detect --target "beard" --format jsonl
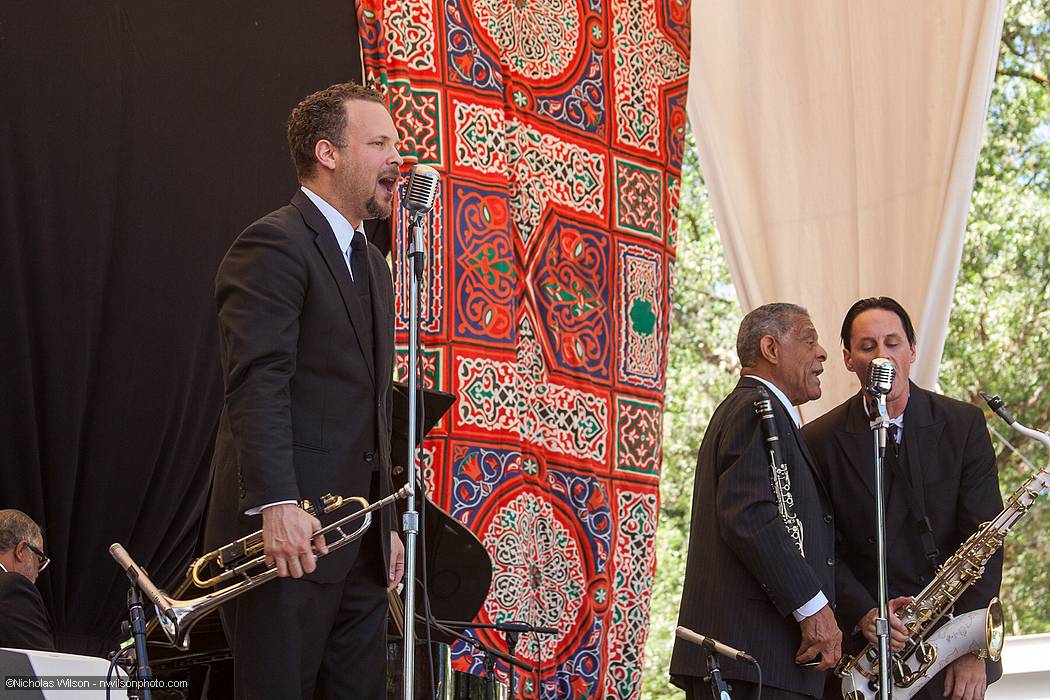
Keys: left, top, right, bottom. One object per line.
{"left": 365, "top": 194, "right": 391, "bottom": 220}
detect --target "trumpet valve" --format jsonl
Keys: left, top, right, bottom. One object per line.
{"left": 217, "top": 539, "right": 251, "bottom": 568}
{"left": 321, "top": 494, "right": 344, "bottom": 512}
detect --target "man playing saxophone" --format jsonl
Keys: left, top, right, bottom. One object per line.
{"left": 803, "top": 297, "right": 1004, "bottom": 700}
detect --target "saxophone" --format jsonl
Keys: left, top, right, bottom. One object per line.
{"left": 838, "top": 393, "right": 1050, "bottom": 700}
{"left": 754, "top": 387, "right": 805, "bottom": 556}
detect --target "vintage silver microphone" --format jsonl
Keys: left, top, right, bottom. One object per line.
{"left": 402, "top": 164, "right": 440, "bottom": 218}
{"left": 867, "top": 357, "right": 896, "bottom": 398}
{"left": 399, "top": 162, "right": 440, "bottom": 700}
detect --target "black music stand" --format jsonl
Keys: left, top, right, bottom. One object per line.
{"left": 390, "top": 381, "right": 456, "bottom": 476}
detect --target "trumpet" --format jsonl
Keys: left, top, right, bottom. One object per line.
{"left": 111, "top": 485, "right": 410, "bottom": 650}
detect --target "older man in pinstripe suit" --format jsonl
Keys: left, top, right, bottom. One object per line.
{"left": 671, "top": 303, "right": 842, "bottom": 700}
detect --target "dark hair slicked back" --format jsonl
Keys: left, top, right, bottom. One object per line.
{"left": 840, "top": 296, "right": 916, "bottom": 348}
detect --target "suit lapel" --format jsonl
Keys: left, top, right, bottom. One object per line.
{"left": 789, "top": 417, "right": 829, "bottom": 499}
{"left": 833, "top": 393, "right": 878, "bottom": 500}
{"left": 738, "top": 377, "right": 828, "bottom": 497}
{"left": 900, "top": 385, "right": 943, "bottom": 521}
{"left": 366, "top": 246, "right": 392, "bottom": 391}
{"left": 292, "top": 190, "right": 376, "bottom": 386}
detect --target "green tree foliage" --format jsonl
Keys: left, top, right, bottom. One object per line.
{"left": 644, "top": 0, "right": 1049, "bottom": 693}
{"left": 940, "top": 0, "right": 1050, "bottom": 638}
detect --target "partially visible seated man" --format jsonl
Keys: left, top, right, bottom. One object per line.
{"left": 0, "top": 509, "right": 55, "bottom": 651}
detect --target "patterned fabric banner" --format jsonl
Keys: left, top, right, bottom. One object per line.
{"left": 357, "top": 1, "right": 690, "bottom": 697}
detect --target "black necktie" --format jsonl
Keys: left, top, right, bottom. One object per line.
{"left": 349, "top": 233, "right": 374, "bottom": 346}
{"left": 350, "top": 233, "right": 370, "bottom": 288}
{"left": 887, "top": 423, "right": 900, "bottom": 458}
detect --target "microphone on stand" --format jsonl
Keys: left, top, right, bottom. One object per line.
{"left": 864, "top": 357, "right": 897, "bottom": 700}
{"left": 866, "top": 357, "right": 896, "bottom": 398}
{"left": 676, "top": 626, "right": 756, "bottom": 664}
{"left": 402, "top": 164, "right": 440, "bottom": 217}
{"left": 398, "top": 162, "right": 440, "bottom": 700}
{"left": 866, "top": 358, "right": 896, "bottom": 452}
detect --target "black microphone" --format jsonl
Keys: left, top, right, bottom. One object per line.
{"left": 676, "top": 626, "right": 756, "bottom": 663}
{"left": 402, "top": 164, "right": 439, "bottom": 215}
{"left": 866, "top": 357, "right": 896, "bottom": 397}
{"left": 980, "top": 391, "right": 1016, "bottom": 425}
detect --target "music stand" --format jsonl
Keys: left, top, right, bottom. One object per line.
{"left": 390, "top": 381, "right": 455, "bottom": 480}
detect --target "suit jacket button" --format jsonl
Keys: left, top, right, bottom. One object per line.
{"left": 823, "top": 513, "right": 833, "bottom": 524}
{"left": 364, "top": 451, "right": 376, "bottom": 462}
{"left": 868, "top": 536, "right": 876, "bottom": 545}
{"left": 826, "top": 557, "right": 835, "bottom": 567}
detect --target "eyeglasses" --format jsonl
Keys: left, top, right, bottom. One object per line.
{"left": 24, "top": 541, "right": 50, "bottom": 572}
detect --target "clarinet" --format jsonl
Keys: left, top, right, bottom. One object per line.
{"left": 754, "top": 387, "right": 805, "bottom": 556}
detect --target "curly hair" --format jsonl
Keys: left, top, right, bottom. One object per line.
{"left": 736, "top": 303, "right": 809, "bottom": 368}
{"left": 286, "top": 82, "right": 387, "bottom": 181}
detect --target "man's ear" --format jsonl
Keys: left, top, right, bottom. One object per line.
{"left": 313, "top": 139, "right": 339, "bottom": 172}
{"left": 758, "top": 335, "right": 778, "bottom": 365}
{"left": 843, "top": 347, "right": 855, "bottom": 373}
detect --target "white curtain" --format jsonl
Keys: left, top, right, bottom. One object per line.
{"left": 687, "top": 0, "right": 1006, "bottom": 419}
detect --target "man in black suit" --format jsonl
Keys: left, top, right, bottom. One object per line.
{"left": 671, "top": 303, "right": 842, "bottom": 700}
{"left": 0, "top": 509, "right": 55, "bottom": 651}
{"left": 203, "top": 82, "right": 405, "bottom": 699}
{"left": 802, "top": 297, "right": 1003, "bottom": 700}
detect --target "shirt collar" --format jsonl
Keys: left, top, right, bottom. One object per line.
{"left": 300, "top": 186, "right": 364, "bottom": 254}
{"left": 744, "top": 374, "right": 801, "bottom": 428}
{"left": 0, "top": 562, "right": 7, "bottom": 573}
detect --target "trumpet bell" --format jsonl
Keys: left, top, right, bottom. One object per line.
{"left": 115, "top": 486, "right": 410, "bottom": 652}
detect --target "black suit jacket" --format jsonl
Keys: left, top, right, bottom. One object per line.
{"left": 802, "top": 382, "right": 1004, "bottom": 691}
{"left": 0, "top": 571, "right": 55, "bottom": 651}
{"left": 204, "top": 190, "right": 396, "bottom": 585}
{"left": 671, "top": 377, "right": 836, "bottom": 697}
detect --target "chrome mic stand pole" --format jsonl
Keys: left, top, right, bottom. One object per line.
{"left": 402, "top": 211, "right": 425, "bottom": 700}
{"left": 871, "top": 391, "right": 892, "bottom": 700}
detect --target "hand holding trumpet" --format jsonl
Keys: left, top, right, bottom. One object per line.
{"left": 262, "top": 504, "right": 329, "bottom": 578}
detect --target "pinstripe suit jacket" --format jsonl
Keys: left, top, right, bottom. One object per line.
{"left": 671, "top": 377, "right": 836, "bottom": 698}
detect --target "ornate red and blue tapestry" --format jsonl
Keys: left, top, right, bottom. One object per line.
{"left": 357, "top": 0, "right": 690, "bottom": 696}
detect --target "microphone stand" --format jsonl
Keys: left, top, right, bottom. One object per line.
{"left": 705, "top": 650, "right": 732, "bottom": 700}
{"left": 402, "top": 209, "right": 426, "bottom": 700}
{"left": 438, "top": 620, "right": 557, "bottom": 700}
{"left": 431, "top": 619, "right": 535, "bottom": 699}
{"left": 122, "top": 587, "right": 153, "bottom": 700}
{"left": 869, "top": 392, "right": 892, "bottom": 700}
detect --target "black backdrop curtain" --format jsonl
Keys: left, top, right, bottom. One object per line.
{"left": 0, "top": 1, "right": 367, "bottom": 654}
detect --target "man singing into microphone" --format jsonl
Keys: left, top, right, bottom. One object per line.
{"left": 802, "top": 297, "right": 1003, "bottom": 700}
{"left": 203, "top": 82, "right": 405, "bottom": 699}
{"left": 671, "top": 303, "right": 842, "bottom": 700}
